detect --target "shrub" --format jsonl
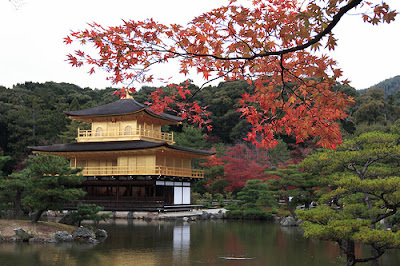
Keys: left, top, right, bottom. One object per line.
{"left": 225, "top": 208, "right": 273, "bottom": 220}
{"left": 69, "top": 203, "right": 110, "bottom": 226}
{"left": 225, "top": 210, "right": 244, "bottom": 219}
{"left": 243, "top": 209, "right": 273, "bottom": 220}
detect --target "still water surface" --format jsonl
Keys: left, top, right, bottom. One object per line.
{"left": 0, "top": 219, "right": 399, "bottom": 266}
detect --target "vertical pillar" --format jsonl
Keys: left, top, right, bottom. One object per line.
{"left": 164, "top": 156, "right": 167, "bottom": 175}
{"left": 117, "top": 184, "right": 119, "bottom": 203}
{"left": 153, "top": 181, "right": 156, "bottom": 201}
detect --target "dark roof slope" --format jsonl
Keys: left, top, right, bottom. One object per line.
{"left": 29, "top": 140, "right": 215, "bottom": 156}
{"left": 64, "top": 98, "right": 182, "bottom": 122}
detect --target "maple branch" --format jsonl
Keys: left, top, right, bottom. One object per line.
{"left": 176, "top": 0, "right": 363, "bottom": 61}
{"left": 279, "top": 56, "right": 311, "bottom": 106}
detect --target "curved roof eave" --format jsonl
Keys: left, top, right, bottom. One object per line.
{"left": 64, "top": 98, "right": 182, "bottom": 123}
{"left": 29, "top": 140, "right": 216, "bottom": 156}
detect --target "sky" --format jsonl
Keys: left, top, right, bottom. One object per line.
{"left": 0, "top": 0, "right": 399, "bottom": 91}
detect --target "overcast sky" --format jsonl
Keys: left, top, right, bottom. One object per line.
{"left": 1, "top": 0, "right": 399, "bottom": 91}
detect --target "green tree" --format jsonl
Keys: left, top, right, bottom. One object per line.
{"left": 194, "top": 80, "right": 252, "bottom": 143}
{"left": 58, "top": 120, "right": 89, "bottom": 144}
{"left": 0, "top": 156, "right": 9, "bottom": 177}
{"left": 265, "top": 165, "right": 320, "bottom": 219}
{"left": 22, "top": 155, "right": 85, "bottom": 223}
{"left": 237, "top": 179, "right": 275, "bottom": 209}
{"left": 174, "top": 125, "right": 209, "bottom": 150}
{"left": 0, "top": 82, "right": 119, "bottom": 174}
{"left": 69, "top": 203, "right": 110, "bottom": 226}
{"left": 0, "top": 170, "right": 28, "bottom": 219}
{"left": 298, "top": 132, "right": 400, "bottom": 266}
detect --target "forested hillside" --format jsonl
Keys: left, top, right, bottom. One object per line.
{"left": 1, "top": 79, "right": 400, "bottom": 177}
{"left": 0, "top": 82, "right": 118, "bottom": 173}
{"left": 359, "top": 75, "right": 400, "bottom": 96}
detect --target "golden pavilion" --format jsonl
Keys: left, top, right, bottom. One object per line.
{"left": 30, "top": 95, "right": 215, "bottom": 211}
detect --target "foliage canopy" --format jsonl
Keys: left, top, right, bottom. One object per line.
{"left": 66, "top": 0, "right": 396, "bottom": 149}
{"left": 298, "top": 132, "right": 400, "bottom": 265}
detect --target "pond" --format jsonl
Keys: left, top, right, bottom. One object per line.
{"left": 0, "top": 219, "right": 399, "bottom": 265}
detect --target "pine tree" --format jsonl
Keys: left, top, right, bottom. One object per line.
{"left": 22, "top": 155, "right": 85, "bottom": 223}
{"left": 298, "top": 132, "right": 400, "bottom": 266}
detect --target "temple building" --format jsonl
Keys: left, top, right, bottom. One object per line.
{"left": 29, "top": 95, "right": 215, "bottom": 211}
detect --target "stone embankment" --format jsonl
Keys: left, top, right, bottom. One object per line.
{"left": 0, "top": 226, "right": 107, "bottom": 244}
{"left": 104, "top": 209, "right": 228, "bottom": 222}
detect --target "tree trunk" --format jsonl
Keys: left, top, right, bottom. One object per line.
{"left": 364, "top": 192, "right": 380, "bottom": 266}
{"left": 284, "top": 195, "right": 296, "bottom": 219}
{"left": 31, "top": 209, "right": 45, "bottom": 224}
{"left": 343, "top": 240, "right": 356, "bottom": 266}
{"left": 371, "top": 246, "right": 380, "bottom": 266}
{"left": 13, "top": 188, "right": 23, "bottom": 219}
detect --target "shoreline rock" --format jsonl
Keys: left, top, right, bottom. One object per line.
{"left": 2, "top": 227, "right": 107, "bottom": 245}
{"left": 280, "top": 216, "right": 298, "bottom": 227}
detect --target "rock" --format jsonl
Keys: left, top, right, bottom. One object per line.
{"left": 58, "top": 213, "right": 76, "bottom": 226}
{"left": 210, "top": 214, "right": 218, "bottom": 220}
{"left": 87, "top": 238, "right": 100, "bottom": 244}
{"left": 280, "top": 216, "right": 298, "bottom": 227}
{"left": 71, "top": 227, "right": 102, "bottom": 244}
{"left": 29, "top": 238, "right": 50, "bottom": 243}
{"left": 54, "top": 231, "right": 73, "bottom": 242}
{"left": 201, "top": 211, "right": 210, "bottom": 220}
{"left": 182, "top": 217, "right": 190, "bottom": 222}
{"left": 272, "top": 215, "right": 281, "bottom": 222}
{"left": 95, "top": 229, "right": 108, "bottom": 239}
{"left": 144, "top": 212, "right": 158, "bottom": 222}
{"left": 215, "top": 212, "right": 224, "bottom": 219}
{"left": 71, "top": 227, "right": 94, "bottom": 239}
{"left": 13, "top": 227, "right": 32, "bottom": 241}
{"left": 45, "top": 211, "right": 56, "bottom": 217}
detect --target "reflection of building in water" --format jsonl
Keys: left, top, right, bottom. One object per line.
{"left": 173, "top": 224, "right": 191, "bottom": 265}
{"left": 29, "top": 96, "right": 215, "bottom": 211}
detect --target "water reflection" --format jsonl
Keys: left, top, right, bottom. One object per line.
{"left": 0, "top": 220, "right": 399, "bottom": 266}
{"left": 173, "top": 224, "right": 190, "bottom": 265}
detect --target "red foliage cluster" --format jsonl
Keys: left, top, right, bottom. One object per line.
{"left": 65, "top": 0, "right": 396, "bottom": 149}
{"left": 222, "top": 143, "right": 272, "bottom": 191}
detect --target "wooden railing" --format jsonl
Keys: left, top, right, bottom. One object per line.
{"left": 74, "top": 165, "right": 204, "bottom": 178}
{"left": 77, "top": 128, "right": 173, "bottom": 143}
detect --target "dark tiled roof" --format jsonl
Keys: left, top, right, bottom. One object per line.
{"left": 64, "top": 98, "right": 182, "bottom": 122}
{"left": 29, "top": 140, "right": 215, "bottom": 156}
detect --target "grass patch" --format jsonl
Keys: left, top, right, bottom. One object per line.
{"left": 0, "top": 219, "right": 76, "bottom": 238}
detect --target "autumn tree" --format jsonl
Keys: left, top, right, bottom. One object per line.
{"left": 66, "top": 0, "right": 396, "bottom": 150}
{"left": 199, "top": 145, "right": 226, "bottom": 194}
{"left": 222, "top": 142, "right": 272, "bottom": 191}
{"left": 297, "top": 132, "right": 400, "bottom": 266}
